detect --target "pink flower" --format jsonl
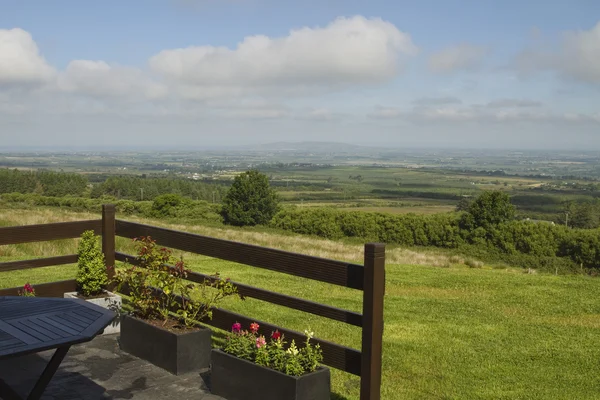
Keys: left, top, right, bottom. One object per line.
{"left": 256, "top": 336, "right": 266, "bottom": 348}
{"left": 250, "top": 322, "right": 259, "bottom": 334}
{"left": 271, "top": 330, "right": 281, "bottom": 340}
{"left": 232, "top": 322, "right": 242, "bottom": 333}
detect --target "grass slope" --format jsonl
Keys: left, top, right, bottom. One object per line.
{"left": 1, "top": 208, "right": 599, "bottom": 399}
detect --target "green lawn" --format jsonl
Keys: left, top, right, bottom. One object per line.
{"left": 2, "top": 254, "right": 599, "bottom": 399}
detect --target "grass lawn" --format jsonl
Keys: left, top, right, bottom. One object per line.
{"left": 1, "top": 208, "right": 599, "bottom": 399}
{"left": 2, "top": 256, "right": 599, "bottom": 399}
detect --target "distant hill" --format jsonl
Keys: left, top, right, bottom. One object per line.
{"left": 250, "top": 141, "right": 383, "bottom": 153}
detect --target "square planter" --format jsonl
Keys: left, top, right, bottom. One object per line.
{"left": 211, "top": 349, "right": 330, "bottom": 400}
{"left": 119, "top": 314, "right": 212, "bottom": 375}
{"left": 64, "top": 290, "right": 122, "bottom": 335}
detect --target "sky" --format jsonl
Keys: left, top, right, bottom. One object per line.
{"left": 1, "top": 0, "right": 599, "bottom": 150}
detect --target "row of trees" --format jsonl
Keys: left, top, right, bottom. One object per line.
{"left": 90, "top": 176, "right": 228, "bottom": 202}
{"left": 0, "top": 169, "right": 87, "bottom": 197}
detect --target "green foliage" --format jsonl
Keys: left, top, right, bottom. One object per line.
{"left": 91, "top": 175, "right": 227, "bottom": 202}
{"left": 462, "top": 191, "right": 515, "bottom": 230}
{"left": 76, "top": 230, "right": 108, "bottom": 297}
{"left": 271, "top": 206, "right": 600, "bottom": 270}
{"left": 221, "top": 170, "right": 280, "bottom": 226}
{"left": 223, "top": 322, "right": 323, "bottom": 376}
{"left": 564, "top": 200, "right": 600, "bottom": 229}
{"left": 112, "top": 236, "right": 238, "bottom": 327}
{"left": 0, "top": 193, "right": 222, "bottom": 223}
{"left": 151, "top": 193, "right": 183, "bottom": 217}
{"left": 0, "top": 169, "right": 87, "bottom": 197}
{"left": 455, "top": 197, "right": 473, "bottom": 212}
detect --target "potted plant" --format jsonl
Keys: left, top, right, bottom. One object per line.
{"left": 113, "top": 236, "right": 238, "bottom": 375}
{"left": 64, "top": 230, "right": 122, "bottom": 334}
{"left": 211, "top": 322, "right": 330, "bottom": 400}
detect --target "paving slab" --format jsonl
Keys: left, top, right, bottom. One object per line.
{"left": 0, "top": 334, "right": 226, "bottom": 400}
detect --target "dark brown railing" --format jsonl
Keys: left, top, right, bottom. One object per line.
{"left": 0, "top": 204, "right": 385, "bottom": 399}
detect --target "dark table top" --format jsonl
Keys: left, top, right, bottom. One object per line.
{"left": 0, "top": 296, "right": 116, "bottom": 359}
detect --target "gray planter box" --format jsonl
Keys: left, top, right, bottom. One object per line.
{"left": 119, "top": 314, "right": 212, "bottom": 375}
{"left": 63, "top": 290, "right": 122, "bottom": 334}
{"left": 211, "top": 349, "right": 331, "bottom": 400}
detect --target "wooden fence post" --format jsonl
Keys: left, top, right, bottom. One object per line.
{"left": 361, "top": 243, "right": 385, "bottom": 400}
{"left": 101, "top": 204, "right": 116, "bottom": 280}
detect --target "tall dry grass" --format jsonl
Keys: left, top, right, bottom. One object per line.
{"left": 0, "top": 207, "right": 466, "bottom": 266}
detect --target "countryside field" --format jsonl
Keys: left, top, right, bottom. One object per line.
{"left": 1, "top": 208, "right": 599, "bottom": 399}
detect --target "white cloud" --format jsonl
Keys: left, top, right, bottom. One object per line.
{"left": 412, "top": 96, "right": 462, "bottom": 106}
{"left": 57, "top": 60, "right": 167, "bottom": 100}
{"left": 428, "top": 44, "right": 487, "bottom": 73}
{"left": 149, "top": 16, "right": 417, "bottom": 94}
{"left": 561, "top": 21, "right": 600, "bottom": 83}
{"left": 513, "top": 21, "right": 600, "bottom": 84}
{"left": 485, "top": 99, "right": 542, "bottom": 108}
{"left": 0, "top": 28, "right": 55, "bottom": 85}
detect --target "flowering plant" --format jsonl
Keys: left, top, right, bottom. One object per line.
{"left": 18, "top": 283, "right": 36, "bottom": 297}
{"left": 223, "top": 322, "right": 323, "bottom": 376}
{"left": 113, "top": 236, "right": 238, "bottom": 328}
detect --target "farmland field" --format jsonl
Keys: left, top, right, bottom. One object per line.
{"left": 1, "top": 208, "right": 599, "bottom": 399}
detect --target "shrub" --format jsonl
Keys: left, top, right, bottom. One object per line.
{"left": 221, "top": 170, "right": 279, "bottom": 226}
{"left": 465, "top": 259, "right": 484, "bottom": 269}
{"left": 113, "top": 236, "right": 238, "bottom": 328}
{"left": 76, "top": 230, "right": 108, "bottom": 297}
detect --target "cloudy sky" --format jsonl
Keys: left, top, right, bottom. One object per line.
{"left": 1, "top": 0, "right": 599, "bottom": 149}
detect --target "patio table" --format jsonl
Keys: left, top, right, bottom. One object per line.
{"left": 0, "top": 296, "right": 116, "bottom": 400}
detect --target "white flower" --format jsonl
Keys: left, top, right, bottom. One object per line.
{"left": 304, "top": 329, "right": 314, "bottom": 339}
{"left": 286, "top": 340, "right": 299, "bottom": 356}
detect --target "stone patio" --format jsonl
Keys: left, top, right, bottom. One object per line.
{"left": 0, "top": 334, "right": 225, "bottom": 400}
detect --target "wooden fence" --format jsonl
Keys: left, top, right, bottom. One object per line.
{"left": 0, "top": 204, "right": 385, "bottom": 399}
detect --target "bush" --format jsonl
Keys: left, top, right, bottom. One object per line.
{"left": 221, "top": 170, "right": 280, "bottom": 226}
{"left": 76, "top": 230, "right": 108, "bottom": 297}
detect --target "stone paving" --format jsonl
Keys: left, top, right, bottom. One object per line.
{"left": 0, "top": 334, "right": 225, "bottom": 400}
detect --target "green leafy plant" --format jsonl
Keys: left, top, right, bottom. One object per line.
{"left": 113, "top": 236, "right": 238, "bottom": 328}
{"left": 223, "top": 322, "right": 323, "bottom": 376}
{"left": 221, "top": 169, "right": 280, "bottom": 226}
{"left": 76, "top": 230, "right": 108, "bottom": 297}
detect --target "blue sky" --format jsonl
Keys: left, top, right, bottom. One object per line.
{"left": 1, "top": 0, "right": 599, "bottom": 149}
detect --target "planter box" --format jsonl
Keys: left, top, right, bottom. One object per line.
{"left": 119, "top": 314, "right": 212, "bottom": 375}
{"left": 211, "top": 349, "right": 330, "bottom": 400}
{"left": 64, "top": 290, "right": 122, "bottom": 334}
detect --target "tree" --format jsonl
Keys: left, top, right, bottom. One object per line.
{"left": 463, "top": 190, "right": 515, "bottom": 229}
{"left": 564, "top": 200, "right": 600, "bottom": 229}
{"left": 455, "top": 197, "right": 473, "bottom": 212}
{"left": 221, "top": 170, "right": 279, "bottom": 226}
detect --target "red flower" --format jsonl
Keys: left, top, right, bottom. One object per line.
{"left": 250, "top": 322, "right": 259, "bottom": 334}
{"left": 23, "top": 283, "right": 34, "bottom": 293}
{"left": 232, "top": 322, "right": 241, "bottom": 333}
{"left": 271, "top": 330, "right": 281, "bottom": 340}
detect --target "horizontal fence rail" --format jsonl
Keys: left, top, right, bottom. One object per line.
{"left": 118, "top": 282, "right": 363, "bottom": 375}
{"left": 0, "top": 254, "right": 78, "bottom": 273}
{"left": 0, "top": 206, "right": 385, "bottom": 399}
{"left": 116, "top": 251, "right": 363, "bottom": 327}
{"left": 0, "top": 280, "right": 76, "bottom": 297}
{"left": 0, "top": 219, "right": 101, "bottom": 246}
{"left": 115, "top": 220, "right": 365, "bottom": 290}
